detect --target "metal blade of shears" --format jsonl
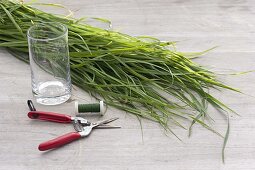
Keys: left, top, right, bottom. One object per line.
{"left": 91, "top": 117, "right": 119, "bottom": 128}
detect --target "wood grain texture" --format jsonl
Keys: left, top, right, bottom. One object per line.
{"left": 0, "top": 0, "right": 255, "bottom": 169}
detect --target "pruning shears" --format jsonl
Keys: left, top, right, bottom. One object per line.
{"left": 27, "top": 100, "right": 120, "bottom": 151}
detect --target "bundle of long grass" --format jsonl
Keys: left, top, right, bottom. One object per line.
{"left": 0, "top": 0, "right": 238, "bottom": 160}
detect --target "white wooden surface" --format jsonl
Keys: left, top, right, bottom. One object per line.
{"left": 0, "top": 0, "right": 255, "bottom": 169}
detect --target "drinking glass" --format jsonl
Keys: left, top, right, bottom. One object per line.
{"left": 27, "top": 22, "right": 71, "bottom": 105}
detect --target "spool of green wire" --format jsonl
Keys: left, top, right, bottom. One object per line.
{"left": 75, "top": 101, "right": 105, "bottom": 116}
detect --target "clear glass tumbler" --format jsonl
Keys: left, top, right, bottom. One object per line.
{"left": 27, "top": 22, "right": 71, "bottom": 105}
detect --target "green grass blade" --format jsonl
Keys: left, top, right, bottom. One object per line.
{"left": 222, "top": 114, "right": 230, "bottom": 163}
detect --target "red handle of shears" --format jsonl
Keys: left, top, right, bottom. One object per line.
{"left": 28, "top": 111, "right": 72, "bottom": 123}
{"left": 38, "top": 132, "right": 81, "bottom": 151}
